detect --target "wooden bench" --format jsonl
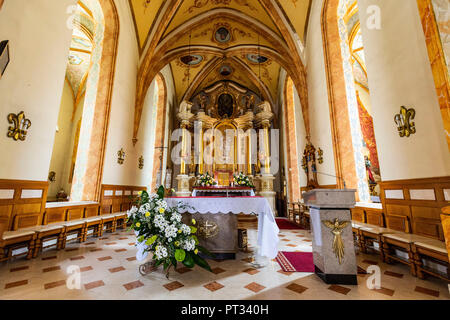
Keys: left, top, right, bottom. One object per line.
{"left": 412, "top": 238, "right": 449, "bottom": 281}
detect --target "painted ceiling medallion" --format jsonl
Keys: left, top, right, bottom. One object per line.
{"left": 219, "top": 65, "right": 233, "bottom": 76}
{"left": 246, "top": 54, "right": 269, "bottom": 64}
{"left": 215, "top": 27, "right": 231, "bottom": 43}
{"left": 180, "top": 54, "right": 203, "bottom": 66}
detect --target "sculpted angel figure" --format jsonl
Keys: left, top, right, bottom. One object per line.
{"left": 199, "top": 94, "right": 208, "bottom": 112}
{"left": 244, "top": 94, "right": 255, "bottom": 111}
{"left": 322, "top": 218, "right": 350, "bottom": 265}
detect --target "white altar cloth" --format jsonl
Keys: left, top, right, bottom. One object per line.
{"left": 165, "top": 196, "right": 279, "bottom": 259}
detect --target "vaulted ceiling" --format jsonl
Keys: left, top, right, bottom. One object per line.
{"left": 129, "top": 0, "right": 313, "bottom": 141}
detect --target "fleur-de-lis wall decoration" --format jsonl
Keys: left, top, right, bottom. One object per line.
{"left": 117, "top": 148, "right": 125, "bottom": 165}
{"left": 7, "top": 111, "right": 31, "bottom": 141}
{"left": 138, "top": 156, "right": 144, "bottom": 170}
{"left": 317, "top": 148, "right": 324, "bottom": 164}
{"left": 394, "top": 106, "right": 416, "bottom": 137}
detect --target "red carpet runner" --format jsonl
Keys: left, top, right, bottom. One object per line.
{"left": 275, "top": 218, "right": 303, "bottom": 230}
{"left": 275, "top": 251, "right": 315, "bottom": 272}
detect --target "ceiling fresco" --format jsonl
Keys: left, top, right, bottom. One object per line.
{"left": 130, "top": 0, "right": 313, "bottom": 141}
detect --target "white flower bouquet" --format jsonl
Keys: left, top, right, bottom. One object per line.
{"left": 233, "top": 172, "right": 254, "bottom": 188}
{"left": 127, "top": 186, "right": 212, "bottom": 275}
{"left": 196, "top": 172, "right": 217, "bottom": 187}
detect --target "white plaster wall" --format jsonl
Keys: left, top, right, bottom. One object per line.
{"left": 358, "top": 0, "right": 450, "bottom": 180}
{"left": 134, "top": 80, "right": 158, "bottom": 191}
{"left": 0, "top": 0, "right": 77, "bottom": 181}
{"left": 305, "top": 0, "right": 337, "bottom": 185}
{"left": 98, "top": 0, "right": 141, "bottom": 186}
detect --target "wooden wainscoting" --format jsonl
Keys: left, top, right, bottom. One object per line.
{"left": 351, "top": 206, "right": 384, "bottom": 226}
{"left": 43, "top": 202, "right": 101, "bottom": 224}
{"left": 100, "top": 185, "right": 147, "bottom": 214}
{"left": 0, "top": 180, "right": 48, "bottom": 231}
{"left": 380, "top": 177, "right": 450, "bottom": 241}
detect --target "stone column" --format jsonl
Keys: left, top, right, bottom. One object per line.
{"left": 255, "top": 102, "right": 276, "bottom": 215}
{"left": 176, "top": 101, "right": 194, "bottom": 197}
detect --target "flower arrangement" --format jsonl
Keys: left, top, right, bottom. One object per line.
{"left": 233, "top": 172, "right": 254, "bottom": 188}
{"left": 127, "top": 186, "right": 212, "bottom": 275}
{"left": 196, "top": 172, "right": 217, "bottom": 186}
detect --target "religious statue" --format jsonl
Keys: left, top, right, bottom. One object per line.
{"left": 199, "top": 94, "right": 208, "bottom": 112}
{"left": 260, "top": 101, "right": 271, "bottom": 113}
{"left": 365, "top": 155, "right": 376, "bottom": 184}
{"left": 301, "top": 141, "right": 319, "bottom": 188}
{"left": 244, "top": 94, "right": 255, "bottom": 111}
{"left": 322, "top": 218, "right": 350, "bottom": 265}
{"left": 179, "top": 100, "right": 192, "bottom": 114}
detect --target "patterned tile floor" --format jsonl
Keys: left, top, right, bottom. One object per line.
{"left": 0, "top": 226, "right": 449, "bottom": 300}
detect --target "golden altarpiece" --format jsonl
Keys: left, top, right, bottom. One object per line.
{"left": 173, "top": 81, "right": 277, "bottom": 214}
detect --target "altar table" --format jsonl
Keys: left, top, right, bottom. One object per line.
{"left": 165, "top": 196, "right": 279, "bottom": 259}
{"left": 192, "top": 186, "right": 255, "bottom": 197}
{"left": 135, "top": 196, "right": 279, "bottom": 261}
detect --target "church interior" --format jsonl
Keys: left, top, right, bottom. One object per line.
{"left": 0, "top": 0, "right": 449, "bottom": 301}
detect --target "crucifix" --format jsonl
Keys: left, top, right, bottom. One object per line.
{"left": 154, "top": 146, "right": 168, "bottom": 187}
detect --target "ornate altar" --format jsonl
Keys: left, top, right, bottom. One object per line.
{"left": 192, "top": 186, "right": 255, "bottom": 197}
{"left": 174, "top": 81, "right": 277, "bottom": 215}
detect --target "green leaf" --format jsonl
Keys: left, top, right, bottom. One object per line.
{"left": 191, "top": 235, "right": 199, "bottom": 245}
{"left": 175, "top": 249, "right": 186, "bottom": 262}
{"left": 157, "top": 185, "right": 165, "bottom": 199}
{"left": 192, "top": 253, "right": 212, "bottom": 272}
{"left": 197, "top": 246, "right": 214, "bottom": 258}
{"left": 171, "top": 257, "right": 178, "bottom": 268}
{"left": 137, "top": 236, "right": 145, "bottom": 243}
{"left": 190, "top": 226, "right": 197, "bottom": 234}
{"left": 182, "top": 252, "right": 195, "bottom": 268}
{"left": 145, "top": 235, "right": 158, "bottom": 246}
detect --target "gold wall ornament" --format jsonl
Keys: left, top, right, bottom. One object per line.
{"left": 48, "top": 171, "right": 56, "bottom": 182}
{"left": 117, "top": 148, "right": 125, "bottom": 165}
{"left": 322, "top": 218, "right": 350, "bottom": 265}
{"left": 394, "top": 106, "right": 416, "bottom": 137}
{"left": 138, "top": 156, "right": 144, "bottom": 169}
{"left": 7, "top": 111, "right": 31, "bottom": 141}
{"left": 317, "top": 148, "right": 324, "bottom": 164}
{"left": 197, "top": 219, "right": 219, "bottom": 239}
